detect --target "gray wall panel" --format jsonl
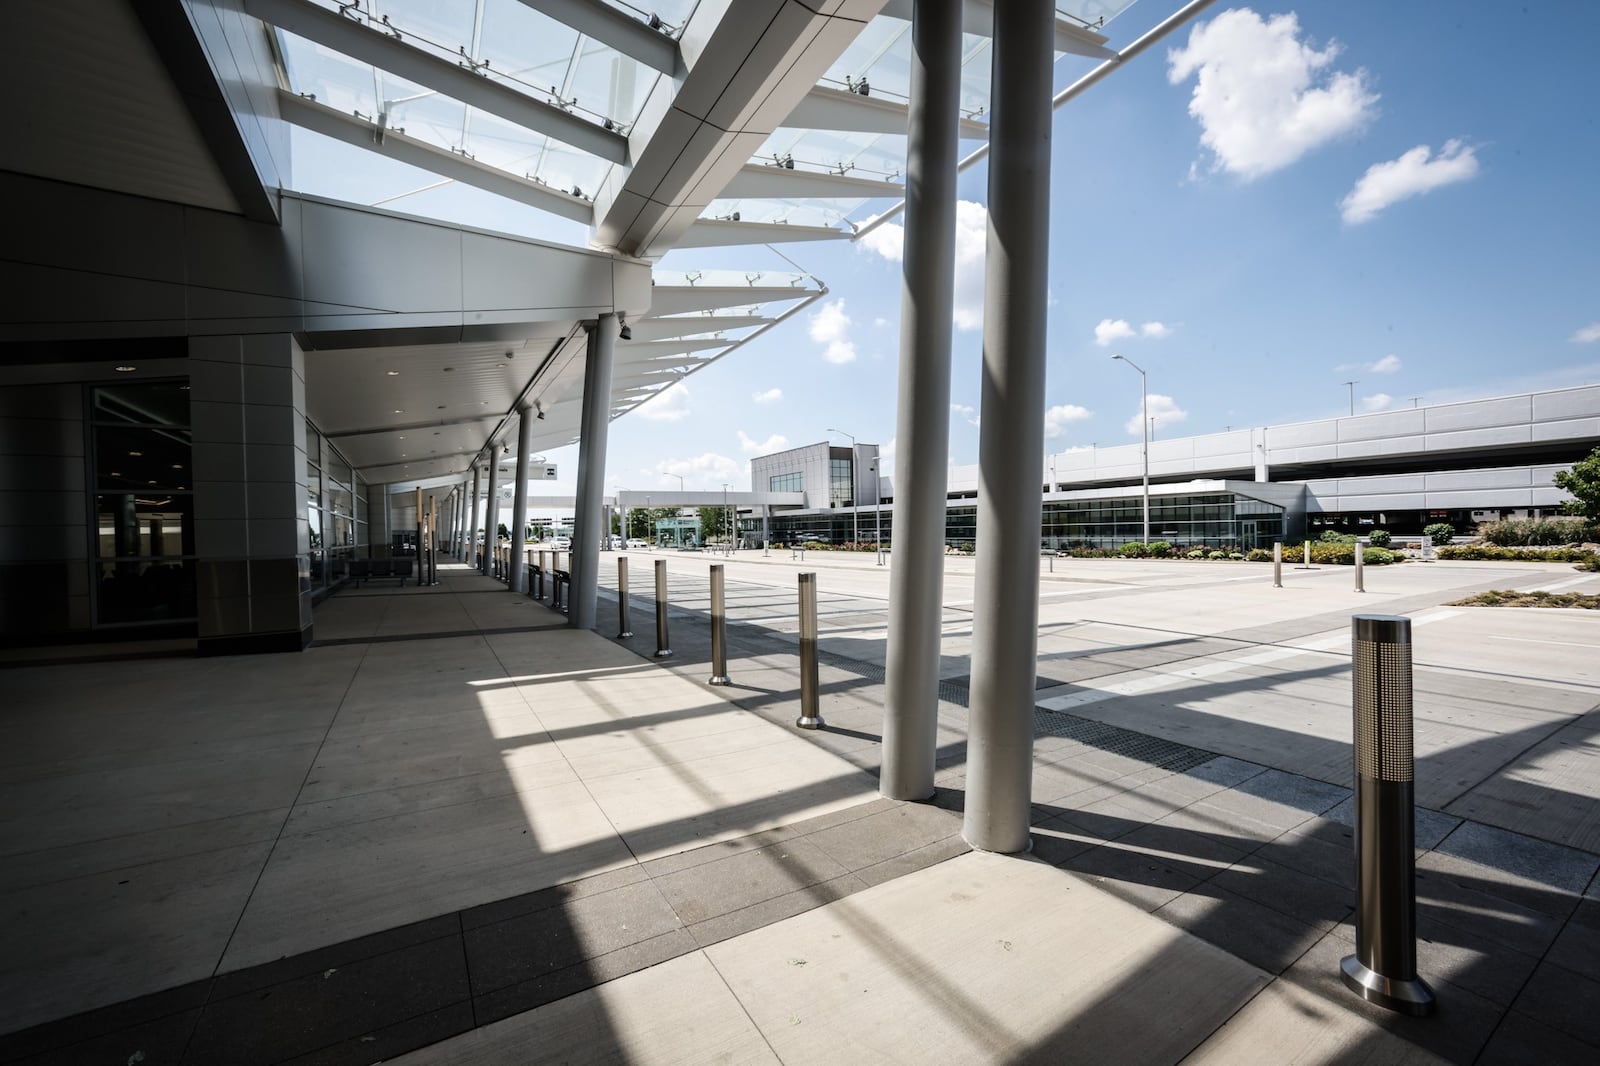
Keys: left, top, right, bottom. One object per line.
{"left": 1337, "top": 409, "right": 1425, "bottom": 441}
{"left": 1426, "top": 395, "right": 1531, "bottom": 432}
{"left": 1425, "top": 425, "right": 1533, "bottom": 451}
{"left": 1533, "top": 384, "right": 1600, "bottom": 421}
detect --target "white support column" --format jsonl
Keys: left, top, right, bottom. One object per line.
{"left": 509, "top": 408, "right": 533, "bottom": 592}
{"left": 481, "top": 450, "right": 499, "bottom": 574}
{"left": 571, "top": 314, "right": 618, "bottom": 628}
{"left": 883, "top": 0, "right": 962, "bottom": 802}
{"left": 469, "top": 465, "right": 482, "bottom": 567}
{"left": 964, "top": 0, "right": 1054, "bottom": 854}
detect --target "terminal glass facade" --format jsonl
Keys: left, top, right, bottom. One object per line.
{"left": 306, "top": 421, "right": 368, "bottom": 590}
{"left": 1041, "top": 493, "right": 1284, "bottom": 550}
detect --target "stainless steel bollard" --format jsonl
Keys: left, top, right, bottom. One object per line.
{"left": 708, "top": 564, "right": 730, "bottom": 685}
{"left": 616, "top": 556, "right": 633, "bottom": 638}
{"left": 653, "top": 559, "right": 672, "bottom": 658}
{"left": 1305, "top": 541, "right": 1312, "bottom": 567}
{"left": 1355, "top": 541, "right": 1366, "bottom": 593}
{"left": 795, "top": 572, "right": 823, "bottom": 729}
{"left": 539, "top": 551, "right": 550, "bottom": 602}
{"left": 1341, "top": 615, "right": 1435, "bottom": 1016}
{"left": 1273, "top": 542, "right": 1283, "bottom": 588}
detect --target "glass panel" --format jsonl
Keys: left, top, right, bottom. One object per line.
{"left": 96, "top": 559, "right": 196, "bottom": 625}
{"left": 93, "top": 382, "right": 190, "bottom": 426}
{"left": 306, "top": 420, "right": 321, "bottom": 466}
{"left": 95, "top": 495, "right": 195, "bottom": 558}
{"left": 95, "top": 427, "right": 192, "bottom": 491}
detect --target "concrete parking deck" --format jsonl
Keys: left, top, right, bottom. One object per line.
{"left": 2, "top": 554, "right": 1597, "bottom": 1063}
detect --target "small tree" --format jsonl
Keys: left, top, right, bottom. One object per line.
{"left": 1423, "top": 522, "right": 1453, "bottom": 546}
{"left": 1553, "top": 446, "right": 1600, "bottom": 524}
{"left": 497, "top": 522, "right": 509, "bottom": 541}
{"left": 696, "top": 504, "right": 734, "bottom": 543}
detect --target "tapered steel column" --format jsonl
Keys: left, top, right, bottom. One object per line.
{"left": 481, "top": 453, "right": 499, "bottom": 574}
{"left": 653, "top": 558, "right": 672, "bottom": 658}
{"left": 456, "top": 481, "right": 467, "bottom": 559}
{"left": 1355, "top": 541, "right": 1366, "bottom": 593}
{"left": 882, "top": 0, "right": 962, "bottom": 802}
{"left": 796, "top": 572, "right": 823, "bottom": 729}
{"left": 469, "top": 465, "right": 482, "bottom": 567}
{"left": 572, "top": 316, "right": 618, "bottom": 629}
{"left": 963, "top": 0, "right": 1053, "bottom": 854}
{"left": 509, "top": 408, "right": 533, "bottom": 592}
{"left": 1342, "top": 615, "right": 1435, "bottom": 1015}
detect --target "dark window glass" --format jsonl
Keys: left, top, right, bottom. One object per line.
{"left": 95, "top": 494, "right": 195, "bottom": 558}
{"left": 95, "top": 427, "right": 193, "bottom": 491}
{"left": 93, "top": 382, "right": 190, "bottom": 427}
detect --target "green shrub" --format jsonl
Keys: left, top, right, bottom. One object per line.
{"left": 1367, "top": 529, "right": 1392, "bottom": 548}
{"left": 1147, "top": 540, "right": 1174, "bottom": 558}
{"left": 1437, "top": 545, "right": 1599, "bottom": 562}
{"left": 1577, "top": 555, "right": 1600, "bottom": 572}
{"left": 1203, "top": 550, "right": 1224, "bottom": 560}
{"left": 1318, "top": 530, "right": 1357, "bottom": 544}
{"left": 1479, "top": 516, "right": 1596, "bottom": 547}
{"left": 1186, "top": 548, "right": 1208, "bottom": 559}
{"left": 1424, "top": 522, "right": 1454, "bottom": 546}
{"left": 1245, "top": 548, "right": 1272, "bottom": 561}
{"left": 1228, "top": 552, "right": 1245, "bottom": 560}
{"left": 1361, "top": 547, "right": 1399, "bottom": 565}
{"left": 1117, "top": 541, "right": 1149, "bottom": 558}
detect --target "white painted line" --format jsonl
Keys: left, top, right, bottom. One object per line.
{"left": 1523, "top": 576, "right": 1599, "bottom": 594}
{"left": 1499, "top": 636, "right": 1600, "bottom": 650}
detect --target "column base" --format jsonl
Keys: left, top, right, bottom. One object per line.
{"left": 198, "top": 624, "right": 312, "bottom": 657}
{"left": 1340, "top": 955, "right": 1435, "bottom": 1015}
{"left": 794, "top": 714, "right": 825, "bottom": 730}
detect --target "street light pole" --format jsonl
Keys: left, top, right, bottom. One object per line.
{"left": 722, "top": 483, "right": 731, "bottom": 556}
{"left": 827, "top": 427, "right": 859, "bottom": 548}
{"left": 1112, "top": 354, "right": 1150, "bottom": 544}
{"left": 1345, "top": 380, "right": 1358, "bottom": 417}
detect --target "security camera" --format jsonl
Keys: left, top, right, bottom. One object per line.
{"left": 618, "top": 314, "right": 632, "bottom": 341}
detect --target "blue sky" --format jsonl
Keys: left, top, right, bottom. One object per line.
{"left": 292, "top": 2, "right": 1600, "bottom": 494}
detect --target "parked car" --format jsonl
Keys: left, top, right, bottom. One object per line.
{"left": 626, "top": 538, "right": 650, "bottom": 550}
{"left": 552, "top": 536, "right": 571, "bottom": 550}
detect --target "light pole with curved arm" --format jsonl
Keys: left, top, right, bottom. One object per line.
{"left": 1112, "top": 353, "right": 1150, "bottom": 545}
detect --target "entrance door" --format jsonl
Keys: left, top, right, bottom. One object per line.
{"left": 1241, "top": 520, "right": 1259, "bottom": 550}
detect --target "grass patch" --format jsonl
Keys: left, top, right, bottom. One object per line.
{"left": 1448, "top": 589, "right": 1600, "bottom": 609}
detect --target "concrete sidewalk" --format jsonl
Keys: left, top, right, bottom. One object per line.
{"left": 1, "top": 556, "right": 1596, "bottom": 1063}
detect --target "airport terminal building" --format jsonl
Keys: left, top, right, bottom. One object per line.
{"left": 751, "top": 384, "right": 1600, "bottom": 549}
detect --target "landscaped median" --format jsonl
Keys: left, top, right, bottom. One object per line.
{"left": 1448, "top": 589, "right": 1600, "bottom": 609}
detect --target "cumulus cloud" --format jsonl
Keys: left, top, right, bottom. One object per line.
{"left": 1094, "top": 319, "right": 1136, "bottom": 346}
{"left": 1125, "top": 394, "right": 1188, "bottom": 436}
{"left": 951, "top": 403, "right": 980, "bottom": 427}
{"left": 1361, "top": 393, "right": 1393, "bottom": 412}
{"left": 752, "top": 387, "right": 783, "bottom": 404}
{"left": 1141, "top": 321, "right": 1172, "bottom": 338}
{"left": 655, "top": 452, "right": 741, "bottom": 489}
{"left": 737, "top": 430, "right": 789, "bottom": 455}
{"left": 809, "top": 299, "right": 856, "bottom": 364}
{"left": 1573, "top": 323, "right": 1600, "bottom": 344}
{"left": 1370, "top": 354, "right": 1402, "bottom": 373}
{"left": 873, "top": 317, "right": 889, "bottom": 328}
{"left": 879, "top": 437, "right": 896, "bottom": 463}
{"left": 859, "top": 201, "right": 989, "bottom": 331}
{"left": 859, "top": 218, "right": 904, "bottom": 261}
{"left": 636, "top": 381, "right": 691, "bottom": 422}
{"left": 1340, "top": 140, "right": 1480, "bottom": 225}
{"left": 1168, "top": 9, "right": 1377, "bottom": 181}
{"left": 1044, "top": 404, "right": 1093, "bottom": 438}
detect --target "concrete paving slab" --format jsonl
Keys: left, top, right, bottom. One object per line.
{"left": 389, "top": 950, "right": 778, "bottom": 1065}
{"left": 705, "top": 850, "right": 1268, "bottom": 1064}
{"left": 1183, "top": 978, "right": 1452, "bottom": 1064}
{"left": 1443, "top": 711, "right": 1600, "bottom": 854}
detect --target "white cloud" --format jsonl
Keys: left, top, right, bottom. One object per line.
{"left": 1168, "top": 9, "right": 1377, "bottom": 181}
{"left": 636, "top": 381, "right": 691, "bottom": 422}
{"left": 1569, "top": 323, "right": 1600, "bottom": 344}
{"left": 737, "top": 430, "right": 789, "bottom": 455}
{"left": 879, "top": 437, "right": 896, "bottom": 463}
{"left": 873, "top": 317, "right": 889, "bottom": 328}
{"left": 1340, "top": 140, "right": 1480, "bottom": 225}
{"left": 655, "top": 452, "right": 742, "bottom": 490}
{"left": 808, "top": 299, "right": 856, "bottom": 364}
{"left": 951, "top": 201, "right": 988, "bottom": 331}
{"left": 1044, "top": 404, "right": 1093, "bottom": 438}
{"left": 1361, "top": 393, "right": 1393, "bottom": 412}
{"left": 1094, "top": 319, "right": 1137, "bottom": 346}
{"left": 951, "top": 403, "right": 980, "bottom": 427}
{"left": 1141, "top": 321, "right": 1172, "bottom": 338}
{"left": 752, "top": 387, "right": 783, "bottom": 404}
{"left": 859, "top": 201, "right": 988, "bottom": 331}
{"left": 1370, "top": 354, "right": 1402, "bottom": 373}
{"left": 859, "top": 219, "right": 904, "bottom": 261}
{"left": 1125, "top": 394, "right": 1188, "bottom": 436}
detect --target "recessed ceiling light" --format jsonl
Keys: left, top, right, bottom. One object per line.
{"left": 393, "top": 409, "right": 404, "bottom": 414}
{"left": 114, "top": 365, "right": 137, "bottom": 373}
{"left": 496, "top": 362, "right": 506, "bottom": 368}
{"left": 398, "top": 435, "right": 405, "bottom": 439}
{"left": 386, "top": 370, "right": 400, "bottom": 376}
{"left": 129, "top": 450, "right": 143, "bottom": 457}
{"left": 109, "top": 471, "right": 121, "bottom": 477}
{"left": 171, "top": 463, "right": 183, "bottom": 470}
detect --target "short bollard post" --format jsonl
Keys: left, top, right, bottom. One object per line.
{"left": 1304, "top": 540, "right": 1312, "bottom": 568}
{"left": 538, "top": 551, "right": 549, "bottom": 601}
{"left": 653, "top": 559, "right": 672, "bottom": 659}
{"left": 1341, "top": 615, "right": 1435, "bottom": 1016}
{"left": 1355, "top": 541, "right": 1366, "bottom": 593}
{"left": 616, "top": 557, "right": 633, "bottom": 639}
{"left": 708, "top": 564, "right": 730, "bottom": 685}
{"left": 795, "top": 572, "right": 823, "bottom": 729}
{"left": 1273, "top": 542, "right": 1283, "bottom": 588}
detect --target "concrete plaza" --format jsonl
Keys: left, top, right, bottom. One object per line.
{"left": 2, "top": 553, "right": 1597, "bottom": 1063}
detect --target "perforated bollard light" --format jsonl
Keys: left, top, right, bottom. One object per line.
{"left": 795, "top": 572, "right": 823, "bottom": 729}
{"left": 653, "top": 559, "right": 672, "bottom": 659}
{"left": 1355, "top": 541, "right": 1366, "bottom": 593}
{"left": 708, "top": 564, "right": 730, "bottom": 685}
{"left": 616, "top": 556, "right": 633, "bottom": 639}
{"left": 1342, "top": 614, "right": 1435, "bottom": 1016}
{"left": 1273, "top": 542, "right": 1282, "bottom": 588}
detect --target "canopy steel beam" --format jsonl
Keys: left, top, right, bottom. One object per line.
{"left": 515, "top": 0, "right": 679, "bottom": 74}
{"left": 878, "top": 0, "right": 1118, "bottom": 60}
{"left": 648, "top": 284, "right": 819, "bottom": 316}
{"left": 787, "top": 85, "right": 989, "bottom": 137}
{"left": 277, "top": 91, "right": 594, "bottom": 223}
{"left": 675, "top": 219, "right": 850, "bottom": 248}
{"left": 623, "top": 314, "right": 769, "bottom": 341}
{"left": 722, "top": 162, "right": 904, "bottom": 200}
{"left": 246, "top": 0, "right": 629, "bottom": 163}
